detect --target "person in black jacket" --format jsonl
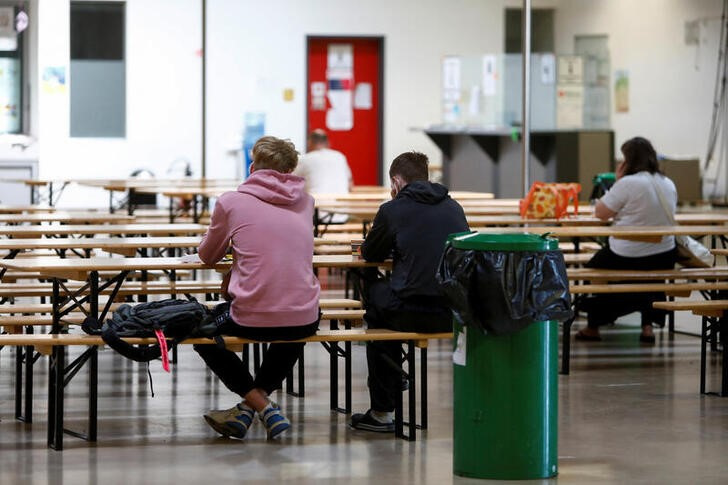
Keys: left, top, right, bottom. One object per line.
{"left": 350, "top": 151, "right": 469, "bottom": 433}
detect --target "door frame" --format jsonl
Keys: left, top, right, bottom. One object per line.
{"left": 305, "top": 35, "right": 385, "bottom": 185}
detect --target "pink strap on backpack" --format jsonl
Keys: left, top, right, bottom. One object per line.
{"left": 154, "top": 329, "right": 171, "bottom": 373}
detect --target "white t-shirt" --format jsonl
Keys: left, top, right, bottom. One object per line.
{"left": 600, "top": 171, "right": 677, "bottom": 257}
{"left": 294, "top": 148, "right": 352, "bottom": 194}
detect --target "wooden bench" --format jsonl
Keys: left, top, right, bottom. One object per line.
{"left": 0, "top": 280, "right": 225, "bottom": 301}
{"left": 563, "top": 268, "right": 728, "bottom": 375}
{"left": 653, "top": 299, "right": 728, "bottom": 396}
{"left": 0, "top": 327, "right": 452, "bottom": 450}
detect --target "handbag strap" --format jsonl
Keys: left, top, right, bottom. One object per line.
{"left": 647, "top": 174, "right": 677, "bottom": 225}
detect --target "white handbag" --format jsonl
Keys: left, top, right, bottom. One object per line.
{"left": 650, "top": 175, "right": 714, "bottom": 268}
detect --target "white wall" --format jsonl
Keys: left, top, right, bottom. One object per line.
{"left": 36, "top": 0, "right": 202, "bottom": 207}
{"left": 33, "top": 0, "right": 726, "bottom": 206}
{"left": 204, "top": 0, "right": 503, "bottom": 180}
{"left": 554, "top": 0, "right": 725, "bottom": 196}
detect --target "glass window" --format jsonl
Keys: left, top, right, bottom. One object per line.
{"left": 0, "top": 4, "right": 25, "bottom": 134}
{"left": 70, "top": 1, "right": 125, "bottom": 138}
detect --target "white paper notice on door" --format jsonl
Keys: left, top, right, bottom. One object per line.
{"left": 326, "top": 44, "right": 354, "bottom": 131}
{"left": 453, "top": 327, "right": 466, "bottom": 366}
{"left": 326, "top": 90, "right": 353, "bottom": 130}
{"left": 354, "top": 82, "right": 372, "bottom": 109}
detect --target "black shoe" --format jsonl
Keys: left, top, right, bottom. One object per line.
{"left": 639, "top": 334, "right": 656, "bottom": 344}
{"left": 575, "top": 330, "right": 602, "bottom": 342}
{"left": 350, "top": 410, "right": 394, "bottom": 433}
{"left": 401, "top": 376, "right": 409, "bottom": 391}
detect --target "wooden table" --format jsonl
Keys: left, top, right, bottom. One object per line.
{"left": 0, "top": 236, "right": 202, "bottom": 259}
{"left": 77, "top": 178, "right": 238, "bottom": 218}
{"left": 0, "top": 253, "right": 387, "bottom": 450}
{"left": 469, "top": 225, "right": 728, "bottom": 243}
{"left": 0, "top": 205, "right": 55, "bottom": 214}
{"left": 0, "top": 223, "right": 208, "bottom": 238}
{"left": 0, "top": 212, "right": 135, "bottom": 225}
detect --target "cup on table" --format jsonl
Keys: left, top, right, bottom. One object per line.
{"left": 351, "top": 239, "right": 364, "bottom": 259}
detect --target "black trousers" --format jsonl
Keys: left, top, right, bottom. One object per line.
{"left": 582, "top": 245, "right": 677, "bottom": 328}
{"left": 194, "top": 315, "right": 319, "bottom": 397}
{"left": 359, "top": 270, "right": 451, "bottom": 412}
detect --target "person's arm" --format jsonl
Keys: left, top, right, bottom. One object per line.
{"left": 361, "top": 207, "right": 394, "bottom": 262}
{"left": 595, "top": 176, "right": 629, "bottom": 221}
{"left": 594, "top": 200, "right": 617, "bottom": 221}
{"left": 198, "top": 199, "right": 231, "bottom": 265}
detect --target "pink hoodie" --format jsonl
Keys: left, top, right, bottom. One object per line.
{"left": 198, "top": 169, "right": 320, "bottom": 327}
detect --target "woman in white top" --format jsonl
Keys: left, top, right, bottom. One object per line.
{"left": 576, "top": 137, "right": 678, "bottom": 344}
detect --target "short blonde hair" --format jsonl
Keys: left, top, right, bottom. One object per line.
{"left": 252, "top": 136, "right": 299, "bottom": 173}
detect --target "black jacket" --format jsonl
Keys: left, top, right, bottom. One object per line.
{"left": 361, "top": 181, "right": 469, "bottom": 299}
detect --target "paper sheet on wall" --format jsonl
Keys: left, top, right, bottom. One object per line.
{"left": 558, "top": 56, "right": 584, "bottom": 84}
{"left": 614, "top": 70, "right": 629, "bottom": 113}
{"left": 353, "top": 82, "right": 372, "bottom": 109}
{"left": 482, "top": 55, "right": 497, "bottom": 96}
{"left": 326, "top": 44, "right": 354, "bottom": 131}
{"left": 541, "top": 54, "right": 556, "bottom": 85}
{"left": 556, "top": 85, "right": 584, "bottom": 128}
{"left": 453, "top": 327, "right": 466, "bottom": 366}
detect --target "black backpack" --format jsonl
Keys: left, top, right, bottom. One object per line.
{"left": 83, "top": 298, "right": 212, "bottom": 366}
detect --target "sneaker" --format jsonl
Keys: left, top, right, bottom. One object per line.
{"left": 350, "top": 410, "right": 394, "bottom": 433}
{"left": 259, "top": 403, "right": 291, "bottom": 439}
{"left": 203, "top": 402, "right": 255, "bottom": 439}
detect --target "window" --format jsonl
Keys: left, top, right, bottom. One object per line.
{"left": 70, "top": 1, "right": 125, "bottom": 137}
{"left": 0, "top": 3, "right": 26, "bottom": 134}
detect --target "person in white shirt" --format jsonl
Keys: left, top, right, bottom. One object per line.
{"left": 294, "top": 130, "right": 353, "bottom": 224}
{"left": 295, "top": 129, "right": 352, "bottom": 194}
{"left": 576, "top": 137, "right": 678, "bottom": 344}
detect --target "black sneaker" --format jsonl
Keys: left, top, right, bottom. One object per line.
{"left": 350, "top": 410, "right": 394, "bottom": 433}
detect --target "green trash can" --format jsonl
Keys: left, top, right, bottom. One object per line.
{"left": 449, "top": 233, "right": 559, "bottom": 480}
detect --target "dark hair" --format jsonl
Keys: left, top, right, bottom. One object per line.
{"left": 620, "top": 137, "right": 661, "bottom": 176}
{"left": 308, "top": 129, "right": 329, "bottom": 147}
{"left": 389, "top": 151, "right": 429, "bottom": 183}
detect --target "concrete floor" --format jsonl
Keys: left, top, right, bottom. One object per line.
{"left": 1, "top": 313, "right": 728, "bottom": 484}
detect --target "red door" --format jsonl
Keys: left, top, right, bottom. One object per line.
{"left": 306, "top": 37, "right": 383, "bottom": 186}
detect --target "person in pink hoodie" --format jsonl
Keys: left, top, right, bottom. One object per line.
{"left": 194, "top": 136, "right": 320, "bottom": 440}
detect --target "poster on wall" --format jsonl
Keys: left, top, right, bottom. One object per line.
{"left": 558, "top": 56, "right": 583, "bottom": 84}
{"left": 310, "top": 81, "right": 326, "bottom": 110}
{"left": 556, "top": 85, "right": 584, "bottom": 128}
{"left": 442, "top": 56, "right": 461, "bottom": 123}
{"left": 614, "top": 70, "right": 629, "bottom": 113}
{"left": 0, "top": 7, "right": 16, "bottom": 51}
{"left": 326, "top": 44, "right": 353, "bottom": 131}
{"left": 541, "top": 54, "right": 556, "bottom": 85}
{"left": 42, "top": 66, "right": 67, "bottom": 94}
{"left": 482, "top": 55, "right": 497, "bottom": 96}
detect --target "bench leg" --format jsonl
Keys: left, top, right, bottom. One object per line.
{"left": 14, "top": 345, "right": 23, "bottom": 421}
{"left": 561, "top": 316, "right": 574, "bottom": 375}
{"left": 48, "top": 346, "right": 65, "bottom": 451}
{"left": 722, "top": 317, "right": 728, "bottom": 397}
{"left": 88, "top": 348, "right": 98, "bottom": 441}
{"left": 701, "top": 316, "right": 708, "bottom": 394}
{"left": 420, "top": 347, "right": 428, "bottom": 430}
{"left": 393, "top": 341, "right": 417, "bottom": 442}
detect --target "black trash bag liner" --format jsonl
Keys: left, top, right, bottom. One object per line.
{"left": 437, "top": 245, "right": 573, "bottom": 335}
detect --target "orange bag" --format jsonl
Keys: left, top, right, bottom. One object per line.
{"left": 519, "top": 182, "right": 581, "bottom": 219}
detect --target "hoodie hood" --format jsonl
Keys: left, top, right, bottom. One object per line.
{"left": 396, "top": 181, "right": 449, "bottom": 205}
{"left": 237, "top": 169, "right": 306, "bottom": 206}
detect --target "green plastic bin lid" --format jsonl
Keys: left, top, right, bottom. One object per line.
{"left": 449, "top": 232, "right": 559, "bottom": 251}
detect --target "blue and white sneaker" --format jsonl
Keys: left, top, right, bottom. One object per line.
{"left": 203, "top": 402, "right": 255, "bottom": 439}
{"left": 258, "top": 402, "right": 291, "bottom": 439}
